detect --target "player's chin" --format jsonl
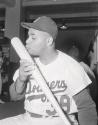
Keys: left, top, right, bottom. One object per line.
{"left": 29, "top": 51, "right": 39, "bottom": 57}
{"left": 26, "top": 47, "right": 39, "bottom": 56}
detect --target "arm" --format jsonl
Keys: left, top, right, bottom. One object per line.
{"left": 73, "top": 88, "right": 98, "bottom": 125}
{"left": 9, "top": 77, "right": 26, "bottom": 101}
{"left": 9, "top": 59, "right": 34, "bottom": 101}
{"left": 80, "top": 62, "right": 97, "bottom": 101}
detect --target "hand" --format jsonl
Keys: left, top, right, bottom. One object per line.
{"left": 19, "top": 59, "right": 35, "bottom": 83}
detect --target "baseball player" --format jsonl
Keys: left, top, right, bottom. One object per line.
{"left": 0, "top": 16, "right": 97, "bottom": 125}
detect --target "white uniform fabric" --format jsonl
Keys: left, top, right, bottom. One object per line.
{"left": 0, "top": 113, "right": 66, "bottom": 125}
{"left": 24, "top": 51, "right": 91, "bottom": 116}
{"left": 0, "top": 51, "right": 91, "bottom": 125}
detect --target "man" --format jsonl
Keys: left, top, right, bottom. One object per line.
{"left": 0, "top": 16, "right": 97, "bottom": 125}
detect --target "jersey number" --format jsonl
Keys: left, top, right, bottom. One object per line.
{"left": 60, "top": 94, "right": 70, "bottom": 113}
{"left": 46, "top": 94, "right": 70, "bottom": 116}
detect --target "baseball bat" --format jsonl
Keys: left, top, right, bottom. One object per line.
{"left": 11, "top": 37, "right": 72, "bottom": 125}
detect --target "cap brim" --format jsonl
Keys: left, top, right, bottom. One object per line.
{"left": 21, "top": 22, "right": 42, "bottom": 32}
{"left": 21, "top": 22, "right": 33, "bottom": 29}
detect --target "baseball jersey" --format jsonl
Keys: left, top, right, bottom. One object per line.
{"left": 13, "top": 50, "right": 91, "bottom": 117}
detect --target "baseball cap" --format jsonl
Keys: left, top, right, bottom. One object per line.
{"left": 21, "top": 16, "right": 58, "bottom": 39}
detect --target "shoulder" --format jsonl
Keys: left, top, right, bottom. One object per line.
{"left": 58, "top": 51, "right": 91, "bottom": 94}
{"left": 58, "top": 50, "right": 77, "bottom": 63}
{"left": 80, "top": 61, "right": 95, "bottom": 79}
{"left": 58, "top": 50, "right": 83, "bottom": 71}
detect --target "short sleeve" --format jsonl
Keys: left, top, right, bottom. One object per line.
{"left": 67, "top": 63, "right": 91, "bottom": 96}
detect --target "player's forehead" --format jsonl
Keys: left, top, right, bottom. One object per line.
{"left": 28, "top": 28, "right": 37, "bottom": 36}
{"left": 28, "top": 28, "right": 50, "bottom": 38}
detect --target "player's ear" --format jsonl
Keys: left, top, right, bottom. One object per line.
{"left": 47, "top": 36, "right": 53, "bottom": 46}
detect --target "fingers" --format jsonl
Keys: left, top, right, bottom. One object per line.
{"left": 19, "top": 59, "right": 35, "bottom": 81}
{"left": 20, "top": 59, "right": 33, "bottom": 66}
{"left": 23, "top": 65, "right": 34, "bottom": 72}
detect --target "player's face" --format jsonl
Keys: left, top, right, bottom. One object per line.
{"left": 26, "top": 28, "right": 49, "bottom": 57}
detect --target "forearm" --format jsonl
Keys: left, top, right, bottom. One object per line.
{"left": 14, "top": 77, "right": 27, "bottom": 94}
{"left": 9, "top": 77, "right": 26, "bottom": 101}
{"left": 73, "top": 88, "right": 98, "bottom": 125}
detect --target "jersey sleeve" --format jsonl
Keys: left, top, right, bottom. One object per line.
{"left": 66, "top": 62, "right": 91, "bottom": 96}
{"left": 80, "top": 62, "right": 95, "bottom": 79}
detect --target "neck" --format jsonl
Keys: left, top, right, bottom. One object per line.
{"left": 39, "top": 49, "right": 58, "bottom": 65}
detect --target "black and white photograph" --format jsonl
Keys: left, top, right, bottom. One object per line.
{"left": 0, "top": 0, "right": 98, "bottom": 125}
